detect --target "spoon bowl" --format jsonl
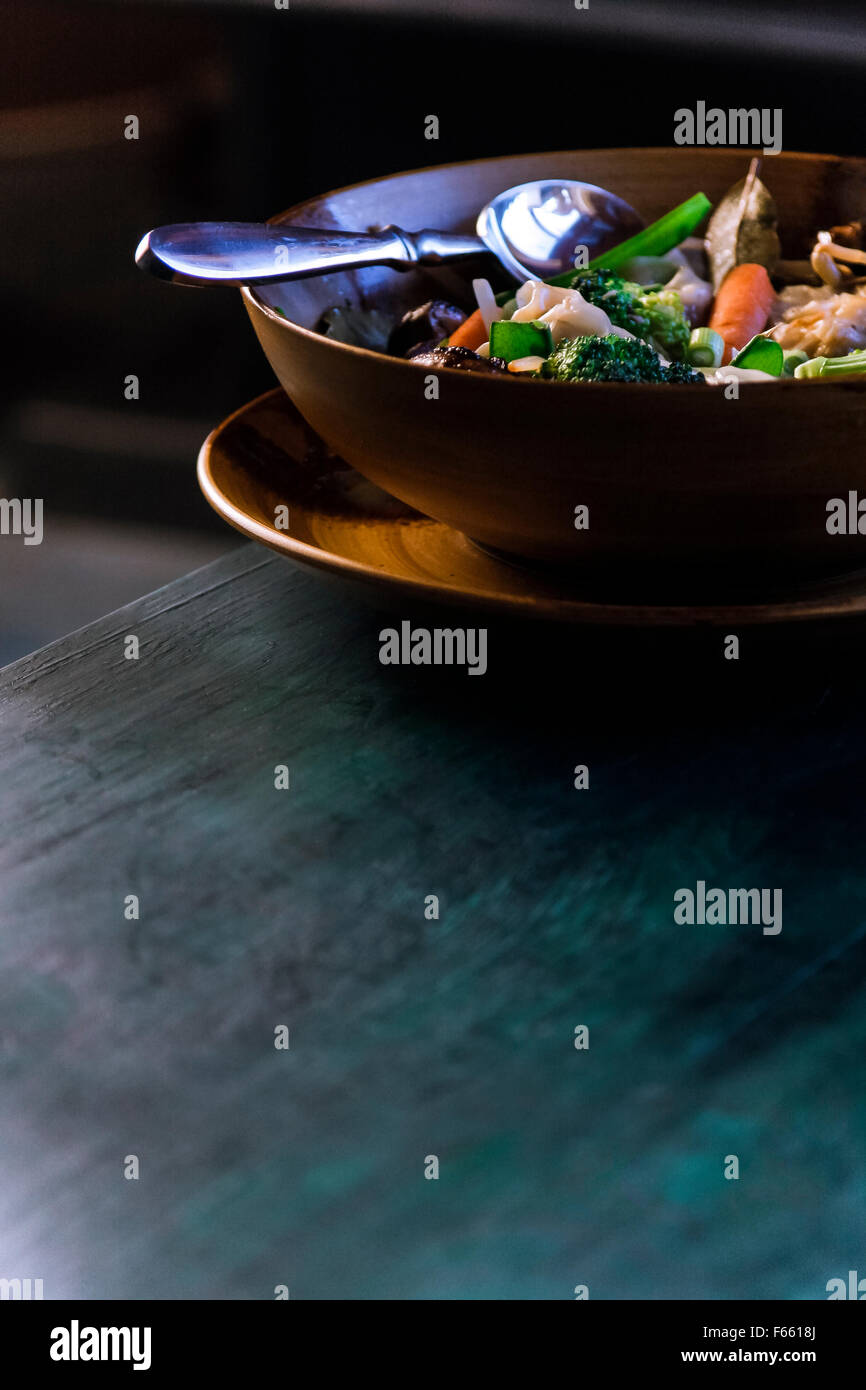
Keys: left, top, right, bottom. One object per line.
{"left": 478, "top": 178, "right": 644, "bottom": 281}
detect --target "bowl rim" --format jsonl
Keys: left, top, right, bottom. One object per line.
{"left": 241, "top": 146, "right": 866, "bottom": 390}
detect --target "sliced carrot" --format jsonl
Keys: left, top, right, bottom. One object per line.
{"left": 708, "top": 263, "right": 776, "bottom": 364}
{"left": 448, "top": 306, "right": 487, "bottom": 351}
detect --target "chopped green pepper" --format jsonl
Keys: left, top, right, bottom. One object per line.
{"left": 489, "top": 318, "right": 553, "bottom": 363}
{"left": 731, "top": 334, "right": 784, "bottom": 375}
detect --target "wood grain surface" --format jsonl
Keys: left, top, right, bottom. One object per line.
{"left": 1, "top": 545, "right": 864, "bottom": 1300}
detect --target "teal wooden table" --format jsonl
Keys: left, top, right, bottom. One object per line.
{"left": 1, "top": 544, "right": 864, "bottom": 1300}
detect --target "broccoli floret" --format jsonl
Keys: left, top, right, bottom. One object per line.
{"left": 638, "top": 288, "right": 691, "bottom": 361}
{"left": 567, "top": 268, "right": 638, "bottom": 333}
{"left": 662, "top": 357, "right": 706, "bottom": 384}
{"left": 540, "top": 334, "right": 668, "bottom": 383}
{"left": 570, "top": 270, "right": 691, "bottom": 361}
{"left": 540, "top": 333, "right": 706, "bottom": 384}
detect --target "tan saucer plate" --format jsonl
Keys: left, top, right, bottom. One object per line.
{"left": 198, "top": 388, "right": 866, "bottom": 628}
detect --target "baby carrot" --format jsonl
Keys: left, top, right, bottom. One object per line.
{"left": 448, "top": 307, "right": 488, "bottom": 351}
{"left": 708, "top": 263, "right": 776, "bottom": 364}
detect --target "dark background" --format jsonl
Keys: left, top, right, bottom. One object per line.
{"left": 2, "top": 0, "right": 866, "bottom": 657}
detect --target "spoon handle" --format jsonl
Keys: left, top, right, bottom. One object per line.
{"left": 135, "top": 222, "right": 487, "bottom": 286}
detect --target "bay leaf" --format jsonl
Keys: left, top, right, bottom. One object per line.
{"left": 706, "top": 172, "right": 781, "bottom": 291}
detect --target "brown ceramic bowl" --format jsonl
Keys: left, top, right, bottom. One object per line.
{"left": 242, "top": 149, "right": 866, "bottom": 597}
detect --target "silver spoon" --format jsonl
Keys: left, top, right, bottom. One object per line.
{"left": 135, "top": 179, "right": 643, "bottom": 287}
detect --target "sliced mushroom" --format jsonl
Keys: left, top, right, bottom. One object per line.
{"left": 388, "top": 300, "right": 468, "bottom": 357}
{"left": 408, "top": 344, "right": 508, "bottom": 374}
{"left": 819, "top": 237, "right": 866, "bottom": 266}
{"left": 811, "top": 242, "right": 845, "bottom": 289}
